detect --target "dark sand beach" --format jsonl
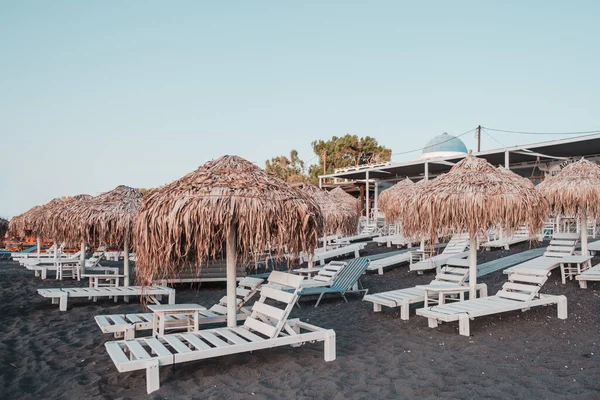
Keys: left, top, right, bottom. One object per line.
{"left": 1, "top": 242, "right": 599, "bottom": 399}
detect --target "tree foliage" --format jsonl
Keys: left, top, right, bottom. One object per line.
{"left": 265, "top": 150, "right": 308, "bottom": 183}
{"left": 308, "top": 134, "right": 392, "bottom": 181}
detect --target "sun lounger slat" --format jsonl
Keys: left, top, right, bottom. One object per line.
{"left": 508, "top": 274, "right": 548, "bottom": 284}
{"left": 496, "top": 290, "right": 533, "bottom": 302}
{"left": 145, "top": 338, "right": 172, "bottom": 358}
{"left": 244, "top": 317, "right": 277, "bottom": 338}
{"left": 180, "top": 333, "right": 210, "bottom": 350}
{"left": 261, "top": 286, "right": 296, "bottom": 304}
{"left": 231, "top": 327, "right": 264, "bottom": 343}
{"left": 163, "top": 335, "right": 192, "bottom": 354}
{"left": 105, "top": 342, "right": 130, "bottom": 364}
{"left": 216, "top": 330, "right": 248, "bottom": 345}
{"left": 503, "top": 282, "right": 540, "bottom": 293}
{"left": 200, "top": 309, "right": 223, "bottom": 317}
{"left": 126, "top": 340, "right": 152, "bottom": 360}
{"left": 196, "top": 331, "right": 230, "bottom": 348}
{"left": 252, "top": 301, "right": 286, "bottom": 321}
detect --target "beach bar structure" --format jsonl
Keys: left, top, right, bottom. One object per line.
{"left": 319, "top": 133, "right": 600, "bottom": 224}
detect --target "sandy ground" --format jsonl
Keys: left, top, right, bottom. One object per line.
{"left": 1, "top": 242, "right": 599, "bottom": 399}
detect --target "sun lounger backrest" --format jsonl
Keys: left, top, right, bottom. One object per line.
{"left": 243, "top": 272, "right": 303, "bottom": 339}
{"left": 313, "top": 261, "right": 346, "bottom": 283}
{"left": 329, "top": 257, "right": 370, "bottom": 290}
{"left": 496, "top": 270, "right": 550, "bottom": 302}
{"left": 442, "top": 235, "right": 469, "bottom": 255}
{"left": 211, "top": 277, "right": 264, "bottom": 314}
{"left": 434, "top": 265, "right": 470, "bottom": 285}
{"left": 543, "top": 233, "right": 579, "bottom": 258}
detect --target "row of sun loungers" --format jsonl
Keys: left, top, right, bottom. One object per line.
{"left": 503, "top": 233, "right": 579, "bottom": 276}
{"left": 482, "top": 226, "right": 530, "bottom": 250}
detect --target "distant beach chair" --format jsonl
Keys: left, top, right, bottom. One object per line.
{"left": 363, "top": 260, "right": 487, "bottom": 320}
{"left": 416, "top": 268, "right": 567, "bottom": 336}
{"left": 95, "top": 277, "right": 264, "bottom": 339}
{"left": 103, "top": 271, "right": 336, "bottom": 394}
{"left": 483, "top": 226, "right": 530, "bottom": 251}
{"left": 303, "top": 242, "right": 366, "bottom": 267}
{"left": 37, "top": 286, "right": 176, "bottom": 311}
{"left": 292, "top": 261, "right": 347, "bottom": 288}
{"left": 503, "top": 232, "right": 579, "bottom": 276}
{"left": 332, "top": 225, "right": 379, "bottom": 245}
{"left": 409, "top": 234, "right": 470, "bottom": 273}
{"left": 293, "top": 257, "right": 370, "bottom": 307}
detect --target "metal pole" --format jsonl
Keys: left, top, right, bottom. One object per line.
{"left": 319, "top": 176, "right": 322, "bottom": 189}
{"left": 424, "top": 162, "right": 429, "bottom": 181}
{"left": 505, "top": 151, "right": 509, "bottom": 169}
{"left": 226, "top": 224, "right": 238, "bottom": 328}
{"left": 581, "top": 212, "right": 589, "bottom": 256}
{"left": 80, "top": 240, "right": 85, "bottom": 272}
{"left": 374, "top": 181, "right": 379, "bottom": 214}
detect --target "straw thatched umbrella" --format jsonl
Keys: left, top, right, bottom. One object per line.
{"left": 378, "top": 178, "right": 415, "bottom": 223}
{"left": 537, "top": 158, "right": 600, "bottom": 255}
{"left": 50, "top": 186, "right": 142, "bottom": 285}
{"left": 401, "top": 153, "right": 548, "bottom": 298}
{"left": 9, "top": 205, "right": 41, "bottom": 240}
{"left": 329, "top": 187, "right": 361, "bottom": 214}
{"left": 0, "top": 218, "right": 8, "bottom": 241}
{"left": 134, "top": 155, "right": 322, "bottom": 327}
{"left": 298, "top": 183, "right": 358, "bottom": 238}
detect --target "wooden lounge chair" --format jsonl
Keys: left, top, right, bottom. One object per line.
{"left": 294, "top": 257, "right": 370, "bottom": 307}
{"left": 483, "top": 226, "right": 530, "bottom": 251}
{"left": 95, "top": 277, "right": 264, "bottom": 339}
{"left": 363, "top": 260, "right": 487, "bottom": 320}
{"left": 503, "top": 233, "right": 579, "bottom": 276}
{"left": 332, "top": 225, "right": 379, "bottom": 245}
{"left": 103, "top": 271, "right": 336, "bottom": 394}
{"left": 298, "top": 261, "right": 347, "bottom": 288}
{"left": 37, "top": 286, "right": 176, "bottom": 311}
{"left": 366, "top": 250, "right": 413, "bottom": 275}
{"left": 575, "top": 264, "right": 600, "bottom": 288}
{"left": 409, "top": 234, "right": 470, "bottom": 273}
{"left": 416, "top": 268, "right": 567, "bottom": 336}
{"left": 303, "top": 242, "right": 366, "bottom": 267}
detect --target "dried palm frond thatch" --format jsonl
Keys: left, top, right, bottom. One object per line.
{"left": 298, "top": 183, "right": 358, "bottom": 235}
{"left": 52, "top": 186, "right": 142, "bottom": 246}
{"left": 329, "top": 187, "right": 361, "bottom": 215}
{"left": 378, "top": 178, "right": 414, "bottom": 222}
{"left": 537, "top": 158, "right": 600, "bottom": 254}
{"left": 401, "top": 154, "right": 548, "bottom": 241}
{"left": 537, "top": 158, "right": 600, "bottom": 219}
{"left": 0, "top": 218, "right": 9, "bottom": 239}
{"left": 9, "top": 205, "right": 41, "bottom": 239}
{"left": 134, "top": 155, "right": 323, "bottom": 286}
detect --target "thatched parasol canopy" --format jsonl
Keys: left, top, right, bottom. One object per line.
{"left": 51, "top": 186, "right": 142, "bottom": 246}
{"left": 537, "top": 158, "right": 600, "bottom": 254}
{"left": 401, "top": 154, "right": 548, "bottom": 298}
{"left": 9, "top": 205, "right": 42, "bottom": 239}
{"left": 329, "top": 187, "right": 361, "bottom": 217}
{"left": 298, "top": 183, "right": 358, "bottom": 236}
{"left": 0, "top": 218, "right": 8, "bottom": 239}
{"left": 378, "top": 178, "right": 414, "bottom": 222}
{"left": 134, "top": 155, "right": 322, "bottom": 327}
{"left": 29, "top": 195, "right": 91, "bottom": 243}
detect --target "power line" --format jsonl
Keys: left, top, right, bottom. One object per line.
{"left": 391, "top": 127, "right": 478, "bottom": 156}
{"left": 483, "top": 127, "right": 600, "bottom": 135}
{"left": 482, "top": 129, "right": 507, "bottom": 148}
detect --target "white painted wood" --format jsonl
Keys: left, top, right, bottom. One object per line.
{"left": 226, "top": 226, "right": 237, "bottom": 328}
{"left": 123, "top": 236, "right": 130, "bottom": 287}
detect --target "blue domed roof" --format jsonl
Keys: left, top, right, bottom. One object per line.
{"left": 422, "top": 132, "right": 468, "bottom": 155}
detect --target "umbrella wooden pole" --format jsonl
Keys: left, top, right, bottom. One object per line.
{"left": 36, "top": 237, "right": 41, "bottom": 256}
{"left": 80, "top": 240, "right": 85, "bottom": 272}
{"left": 469, "top": 234, "right": 478, "bottom": 300}
{"left": 226, "top": 225, "right": 237, "bottom": 328}
{"left": 581, "top": 212, "right": 588, "bottom": 256}
{"left": 124, "top": 236, "right": 130, "bottom": 287}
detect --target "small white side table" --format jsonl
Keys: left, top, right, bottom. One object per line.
{"left": 416, "top": 283, "right": 471, "bottom": 307}
{"left": 148, "top": 304, "right": 206, "bottom": 337}
{"left": 559, "top": 255, "right": 593, "bottom": 284}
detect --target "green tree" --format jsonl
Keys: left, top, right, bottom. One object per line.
{"left": 265, "top": 150, "right": 308, "bottom": 183}
{"left": 308, "top": 134, "right": 392, "bottom": 181}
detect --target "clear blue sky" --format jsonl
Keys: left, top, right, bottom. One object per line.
{"left": 1, "top": 1, "right": 599, "bottom": 218}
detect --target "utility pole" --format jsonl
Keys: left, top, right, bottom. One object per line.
{"left": 477, "top": 125, "right": 481, "bottom": 152}
{"left": 322, "top": 150, "right": 327, "bottom": 175}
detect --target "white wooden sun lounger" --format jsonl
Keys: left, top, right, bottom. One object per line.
{"left": 373, "top": 234, "right": 411, "bottom": 248}
{"left": 503, "top": 233, "right": 579, "bottom": 276}
{"left": 95, "top": 277, "right": 264, "bottom": 339}
{"left": 416, "top": 268, "right": 567, "bottom": 336}
{"left": 483, "top": 227, "right": 530, "bottom": 250}
{"left": 26, "top": 254, "right": 106, "bottom": 280}
{"left": 298, "top": 261, "right": 346, "bottom": 288}
{"left": 409, "top": 234, "right": 470, "bottom": 273}
{"left": 333, "top": 225, "right": 379, "bottom": 245}
{"left": 366, "top": 251, "right": 412, "bottom": 275}
{"left": 586, "top": 240, "right": 600, "bottom": 255}
{"left": 38, "top": 286, "right": 176, "bottom": 311}
{"left": 575, "top": 264, "right": 600, "bottom": 288}
{"left": 364, "top": 261, "right": 487, "bottom": 319}
{"left": 20, "top": 250, "right": 82, "bottom": 266}
{"left": 304, "top": 243, "right": 366, "bottom": 267}
{"left": 103, "top": 271, "right": 335, "bottom": 394}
